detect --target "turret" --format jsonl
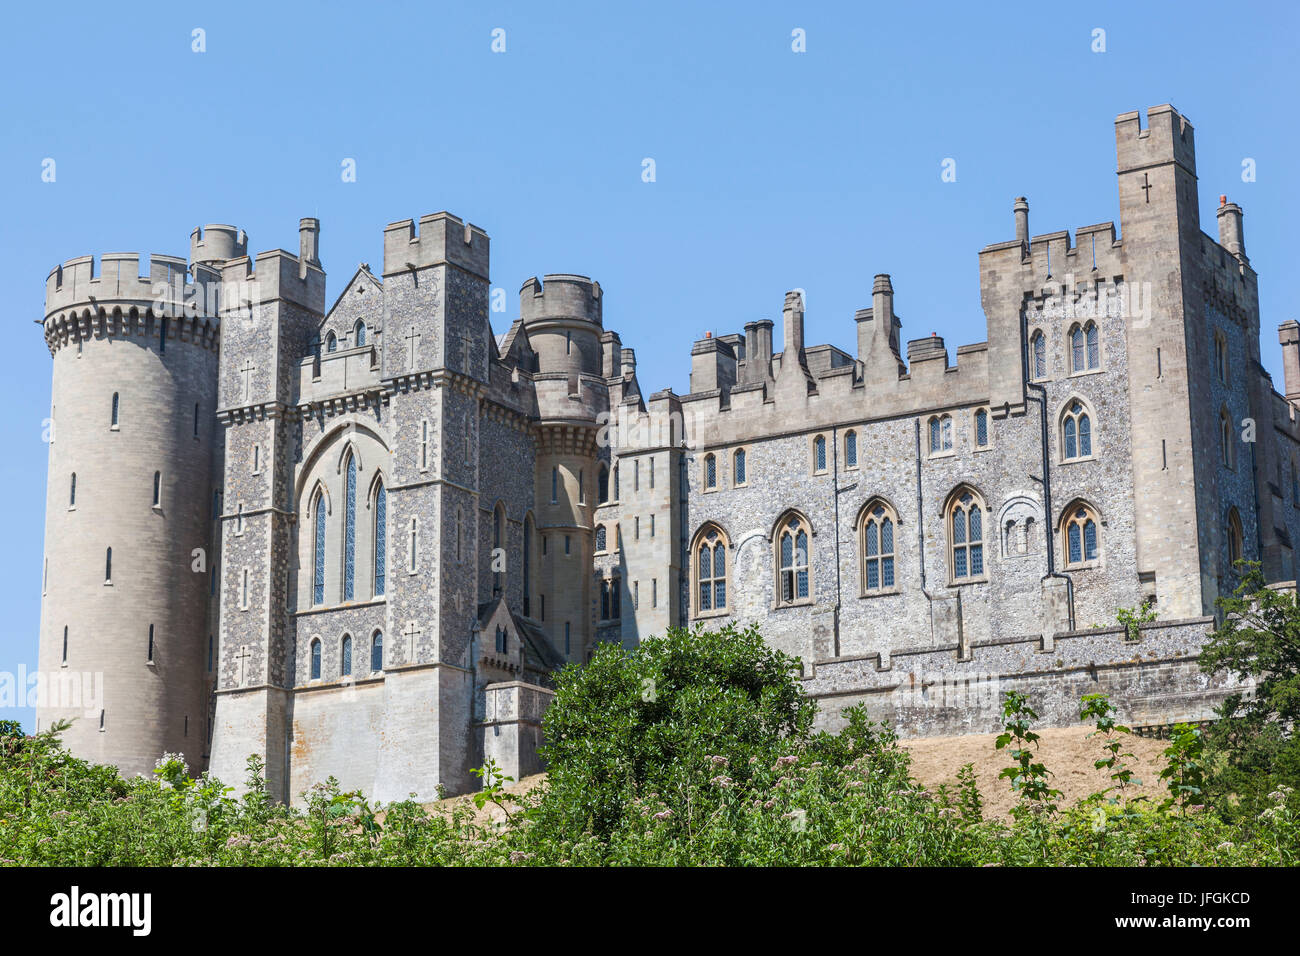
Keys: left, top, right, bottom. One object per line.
{"left": 1217, "top": 196, "right": 1246, "bottom": 261}
{"left": 519, "top": 274, "right": 604, "bottom": 377}
{"left": 37, "top": 234, "right": 232, "bottom": 777}
{"left": 190, "top": 224, "right": 247, "bottom": 265}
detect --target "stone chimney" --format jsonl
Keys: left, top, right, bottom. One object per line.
{"left": 743, "top": 319, "right": 774, "bottom": 384}
{"left": 857, "top": 274, "right": 904, "bottom": 380}
{"left": 1217, "top": 196, "right": 1246, "bottom": 260}
{"left": 1014, "top": 197, "right": 1030, "bottom": 252}
{"left": 602, "top": 330, "right": 622, "bottom": 378}
{"left": 1280, "top": 321, "right": 1300, "bottom": 401}
{"left": 299, "top": 218, "right": 320, "bottom": 279}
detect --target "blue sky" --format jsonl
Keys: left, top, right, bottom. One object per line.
{"left": 2, "top": 0, "right": 1297, "bottom": 728}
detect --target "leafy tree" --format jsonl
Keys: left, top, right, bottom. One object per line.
{"left": 1201, "top": 562, "right": 1300, "bottom": 816}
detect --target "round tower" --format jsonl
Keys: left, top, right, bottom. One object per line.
{"left": 36, "top": 234, "right": 233, "bottom": 776}
{"left": 521, "top": 275, "right": 605, "bottom": 661}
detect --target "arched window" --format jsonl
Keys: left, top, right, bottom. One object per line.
{"left": 152, "top": 471, "right": 161, "bottom": 507}
{"left": 777, "top": 515, "right": 811, "bottom": 605}
{"left": 693, "top": 525, "right": 728, "bottom": 614}
{"left": 1214, "top": 333, "right": 1228, "bottom": 384}
{"left": 310, "top": 639, "right": 321, "bottom": 680}
{"left": 845, "top": 430, "right": 858, "bottom": 468}
{"left": 111, "top": 392, "right": 119, "bottom": 427}
{"left": 974, "top": 408, "right": 989, "bottom": 448}
{"left": 1227, "top": 507, "right": 1244, "bottom": 565}
{"left": 1070, "top": 322, "right": 1100, "bottom": 372}
{"left": 373, "top": 480, "right": 387, "bottom": 597}
{"left": 341, "top": 635, "right": 353, "bottom": 677}
{"left": 408, "top": 517, "right": 418, "bottom": 572}
{"left": 704, "top": 453, "right": 717, "bottom": 489}
{"left": 343, "top": 453, "right": 357, "bottom": 600}
{"left": 495, "top": 626, "right": 507, "bottom": 654}
{"left": 1062, "top": 502, "right": 1100, "bottom": 567}
{"left": 928, "top": 415, "right": 953, "bottom": 454}
{"left": 313, "top": 492, "right": 326, "bottom": 605}
{"left": 1031, "top": 330, "right": 1047, "bottom": 380}
{"left": 861, "top": 501, "right": 897, "bottom": 593}
{"left": 105, "top": 547, "right": 112, "bottom": 584}
{"left": 371, "top": 631, "right": 383, "bottom": 672}
{"left": 948, "top": 489, "right": 985, "bottom": 581}
{"left": 734, "top": 448, "right": 747, "bottom": 485}
{"left": 325, "top": 332, "right": 337, "bottom": 353}
{"left": 1220, "top": 408, "right": 1234, "bottom": 469}
{"left": 1062, "top": 401, "right": 1093, "bottom": 461}
{"left": 354, "top": 321, "right": 367, "bottom": 346}
{"left": 813, "top": 435, "right": 827, "bottom": 473}
{"left": 69, "top": 473, "right": 76, "bottom": 507}
{"left": 595, "top": 524, "right": 607, "bottom": 552}
{"left": 598, "top": 465, "right": 609, "bottom": 504}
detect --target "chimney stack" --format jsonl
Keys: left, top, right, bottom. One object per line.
{"left": 299, "top": 218, "right": 321, "bottom": 279}
{"left": 1217, "top": 197, "right": 1246, "bottom": 260}
{"left": 1014, "top": 197, "right": 1030, "bottom": 251}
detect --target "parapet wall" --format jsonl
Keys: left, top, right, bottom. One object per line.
{"left": 803, "top": 617, "right": 1241, "bottom": 737}
{"left": 382, "top": 211, "right": 489, "bottom": 279}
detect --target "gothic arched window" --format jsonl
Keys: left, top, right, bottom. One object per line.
{"left": 1220, "top": 408, "right": 1235, "bottom": 469}
{"left": 861, "top": 501, "right": 897, "bottom": 593}
{"left": 595, "top": 524, "right": 607, "bottom": 552}
{"left": 354, "top": 321, "right": 367, "bottom": 347}
{"left": 371, "top": 630, "right": 383, "bottom": 673}
{"left": 1215, "top": 332, "right": 1229, "bottom": 384}
{"left": 845, "top": 430, "right": 858, "bottom": 468}
{"left": 313, "top": 492, "right": 326, "bottom": 605}
{"left": 373, "top": 480, "right": 387, "bottom": 597}
{"left": 343, "top": 453, "right": 357, "bottom": 600}
{"left": 777, "top": 515, "right": 811, "bottom": 605}
{"left": 325, "top": 332, "right": 337, "bottom": 353}
{"left": 948, "top": 489, "right": 986, "bottom": 582}
{"left": 734, "top": 448, "right": 747, "bottom": 485}
{"left": 341, "top": 634, "right": 353, "bottom": 677}
{"left": 310, "top": 639, "right": 321, "bottom": 680}
{"left": 693, "top": 525, "right": 729, "bottom": 614}
{"left": 1031, "top": 330, "right": 1047, "bottom": 380}
{"left": 974, "top": 408, "right": 989, "bottom": 448}
{"left": 1227, "top": 507, "right": 1244, "bottom": 565}
{"left": 704, "top": 453, "right": 717, "bottom": 490}
{"left": 1062, "top": 402, "right": 1093, "bottom": 461}
{"left": 1062, "top": 503, "right": 1100, "bottom": 567}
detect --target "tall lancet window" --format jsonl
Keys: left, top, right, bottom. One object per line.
{"left": 344, "top": 454, "right": 357, "bottom": 601}
{"left": 313, "top": 493, "right": 326, "bottom": 606}
{"left": 373, "top": 480, "right": 387, "bottom": 597}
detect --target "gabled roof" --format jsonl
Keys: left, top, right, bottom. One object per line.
{"left": 322, "top": 265, "right": 384, "bottom": 324}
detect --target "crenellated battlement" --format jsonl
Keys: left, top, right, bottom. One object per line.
{"left": 44, "top": 252, "right": 229, "bottom": 330}
{"left": 218, "top": 247, "right": 325, "bottom": 314}
{"left": 382, "top": 211, "right": 489, "bottom": 279}
{"left": 1115, "top": 104, "right": 1196, "bottom": 176}
{"left": 519, "top": 274, "right": 603, "bottom": 326}
{"left": 190, "top": 224, "right": 248, "bottom": 264}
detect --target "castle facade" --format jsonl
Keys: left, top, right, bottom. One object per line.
{"left": 36, "top": 106, "right": 1286, "bottom": 801}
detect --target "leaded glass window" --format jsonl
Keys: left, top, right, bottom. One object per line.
{"left": 975, "top": 408, "right": 988, "bottom": 448}
{"left": 734, "top": 448, "right": 746, "bottom": 484}
{"left": 371, "top": 631, "right": 383, "bottom": 672}
{"left": 1063, "top": 403, "right": 1092, "bottom": 460}
{"left": 814, "top": 436, "right": 827, "bottom": 472}
{"left": 313, "top": 495, "right": 326, "bottom": 605}
{"left": 374, "top": 481, "right": 386, "bottom": 597}
{"left": 1032, "top": 331, "right": 1047, "bottom": 379}
{"left": 341, "top": 635, "right": 352, "bottom": 676}
{"left": 863, "top": 504, "right": 895, "bottom": 592}
{"left": 950, "top": 492, "right": 984, "bottom": 580}
{"left": 355, "top": 321, "right": 367, "bottom": 346}
{"left": 697, "top": 528, "right": 727, "bottom": 612}
{"left": 845, "top": 431, "right": 857, "bottom": 467}
{"left": 344, "top": 454, "right": 356, "bottom": 600}
{"left": 1064, "top": 505, "right": 1099, "bottom": 566}
{"left": 705, "top": 454, "right": 717, "bottom": 489}
{"left": 310, "top": 640, "right": 321, "bottom": 680}
{"left": 778, "top": 518, "right": 810, "bottom": 604}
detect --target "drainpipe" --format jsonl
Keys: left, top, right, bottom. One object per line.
{"left": 831, "top": 426, "right": 842, "bottom": 657}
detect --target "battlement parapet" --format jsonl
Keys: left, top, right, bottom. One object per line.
{"left": 382, "top": 211, "right": 489, "bottom": 279}
{"left": 1116, "top": 104, "right": 1196, "bottom": 175}
{"left": 190, "top": 224, "right": 248, "bottom": 264}
{"left": 532, "top": 371, "right": 607, "bottom": 423}
{"left": 219, "top": 248, "right": 325, "bottom": 314}
{"left": 520, "top": 274, "right": 602, "bottom": 326}
{"left": 44, "top": 252, "right": 224, "bottom": 320}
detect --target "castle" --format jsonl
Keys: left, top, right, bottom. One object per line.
{"left": 35, "top": 105, "right": 1289, "bottom": 802}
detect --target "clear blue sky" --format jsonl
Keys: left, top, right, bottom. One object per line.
{"left": 2, "top": 1, "right": 1297, "bottom": 729}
